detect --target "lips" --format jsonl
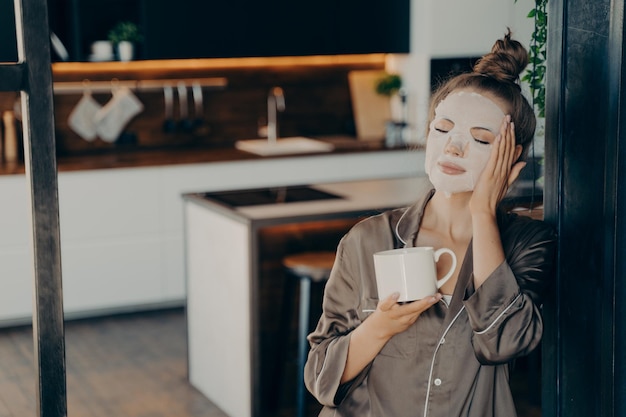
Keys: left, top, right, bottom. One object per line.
{"left": 437, "top": 161, "right": 466, "bottom": 175}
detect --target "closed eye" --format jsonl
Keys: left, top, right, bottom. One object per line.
{"left": 433, "top": 119, "right": 454, "bottom": 134}
{"left": 470, "top": 127, "right": 495, "bottom": 145}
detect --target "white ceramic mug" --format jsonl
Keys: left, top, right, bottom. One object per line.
{"left": 91, "top": 40, "right": 113, "bottom": 59}
{"left": 373, "top": 246, "right": 457, "bottom": 302}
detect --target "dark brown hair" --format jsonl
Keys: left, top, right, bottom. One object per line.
{"left": 428, "top": 29, "right": 536, "bottom": 160}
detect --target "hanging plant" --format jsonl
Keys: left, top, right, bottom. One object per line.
{"left": 517, "top": 0, "right": 548, "bottom": 117}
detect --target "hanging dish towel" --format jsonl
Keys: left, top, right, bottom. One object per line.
{"left": 68, "top": 91, "right": 102, "bottom": 141}
{"left": 94, "top": 87, "right": 144, "bottom": 143}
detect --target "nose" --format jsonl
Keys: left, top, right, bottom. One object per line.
{"left": 444, "top": 133, "right": 468, "bottom": 157}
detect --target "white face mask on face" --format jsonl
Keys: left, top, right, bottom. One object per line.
{"left": 425, "top": 91, "right": 506, "bottom": 196}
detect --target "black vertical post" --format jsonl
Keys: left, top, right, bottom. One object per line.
{"left": 543, "top": 0, "right": 625, "bottom": 416}
{"left": 613, "top": 4, "right": 626, "bottom": 416}
{"left": 14, "top": 0, "right": 67, "bottom": 416}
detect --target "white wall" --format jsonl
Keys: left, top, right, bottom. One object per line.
{"left": 386, "top": 0, "right": 536, "bottom": 143}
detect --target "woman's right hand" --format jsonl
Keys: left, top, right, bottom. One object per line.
{"left": 369, "top": 292, "right": 443, "bottom": 340}
{"left": 340, "top": 291, "right": 442, "bottom": 383}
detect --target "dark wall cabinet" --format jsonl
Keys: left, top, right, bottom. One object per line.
{"left": 0, "top": 0, "right": 18, "bottom": 62}
{"left": 0, "top": 0, "right": 409, "bottom": 62}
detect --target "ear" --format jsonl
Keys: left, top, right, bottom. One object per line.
{"left": 514, "top": 144, "right": 523, "bottom": 163}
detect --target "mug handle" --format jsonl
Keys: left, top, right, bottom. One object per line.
{"left": 433, "top": 248, "right": 457, "bottom": 289}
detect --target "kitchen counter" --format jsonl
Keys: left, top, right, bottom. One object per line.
{"left": 0, "top": 137, "right": 414, "bottom": 175}
{"left": 186, "top": 176, "right": 431, "bottom": 224}
{"left": 182, "top": 176, "right": 431, "bottom": 417}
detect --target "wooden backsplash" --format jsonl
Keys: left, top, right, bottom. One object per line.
{"left": 0, "top": 56, "right": 386, "bottom": 157}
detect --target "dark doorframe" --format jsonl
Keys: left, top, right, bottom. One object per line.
{"left": 543, "top": 0, "right": 626, "bottom": 416}
{"left": 0, "top": 0, "right": 67, "bottom": 416}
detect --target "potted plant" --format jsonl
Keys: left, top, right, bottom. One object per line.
{"left": 514, "top": 0, "right": 548, "bottom": 197}
{"left": 108, "top": 21, "right": 143, "bottom": 62}
{"left": 375, "top": 72, "right": 408, "bottom": 147}
{"left": 517, "top": 0, "right": 547, "bottom": 118}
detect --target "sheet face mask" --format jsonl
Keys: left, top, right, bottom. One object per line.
{"left": 425, "top": 91, "right": 506, "bottom": 195}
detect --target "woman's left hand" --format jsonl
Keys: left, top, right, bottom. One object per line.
{"left": 469, "top": 115, "right": 526, "bottom": 215}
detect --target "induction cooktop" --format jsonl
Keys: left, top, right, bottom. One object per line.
{"left": 201, "top": 185, "right": 343, "bottom": 207}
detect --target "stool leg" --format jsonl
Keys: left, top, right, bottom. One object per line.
{"left": 269, "top": 271, "right": 297, "bottom": 411}
{"left": 296, "top": 276, "right": 311, "bottom": 417}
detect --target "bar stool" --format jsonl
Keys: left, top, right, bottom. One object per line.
{"left": 278, "top": 251, "right": 335, "bottom": 417}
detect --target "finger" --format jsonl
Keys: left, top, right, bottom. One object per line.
{"left": 498, "top": 117, "right": 515, "bottom": 178}
{"left": 401, "top": 293, "right": 442, "bottom": 313}
{"left": 495, "top": 123, "right": 508, "bottom": 176}
{"left": 378, "top": 292, "right": 400, "bottom": 312}
{"left": 496, "top": 114, "right": 511, "bottom": 169}
{"left": 483, "top": 133, "right": 501, "bottom": 179}
{"left": 506, "top": 121, "right": 517, "bottom": 168}
{"left": 486, "top": 115, "right": 509, "bottom": 178}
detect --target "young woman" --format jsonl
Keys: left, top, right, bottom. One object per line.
{"left": 304, "top": 31, "right": 556, "bottom": 417}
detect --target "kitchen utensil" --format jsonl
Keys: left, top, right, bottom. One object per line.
{"left": 50, "top": 32, "right": 69, "bottom": 61}
{"left": 177, "top": 81, "right": 193, "bottom": 132}
{"left": 191, "top": 81, "right": 210, "bottom": 136}
{"left": 162, "top": 84, "right": 176, "bottom": 132}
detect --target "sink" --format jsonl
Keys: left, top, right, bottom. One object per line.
{"left": 202, "top": 185, "right": 343, "bottom": 207}
{"left": 235, "top": 137, "right": 334, "bottom": 156}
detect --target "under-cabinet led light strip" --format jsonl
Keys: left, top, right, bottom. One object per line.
{"left": 52, "top": 77, "right": 228, "bottom": 94}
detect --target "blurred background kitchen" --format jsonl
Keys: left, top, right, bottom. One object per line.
{"left": 0, "top": 1, "right": 543, "bottom": 417}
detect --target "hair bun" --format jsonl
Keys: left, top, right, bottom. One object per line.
{"left": 472, "top": 29, "right": 528, "bottom": 84}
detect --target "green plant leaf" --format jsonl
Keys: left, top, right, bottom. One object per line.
{"left": 520, "top": 0, "right": 547, "bottom": 116}
{"left": 375, "top": 73, "right": 402, "bottom": 96}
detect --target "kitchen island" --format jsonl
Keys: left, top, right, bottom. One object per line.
{"left": 182, "top": 176, "right": 431, "bottom": 417}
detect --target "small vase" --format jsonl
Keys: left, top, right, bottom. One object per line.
{"left": 117, "top": 41, "right": 134, "bottom": 62}
{"left": 385, "top": 120, "right": 407, "bottom": 148}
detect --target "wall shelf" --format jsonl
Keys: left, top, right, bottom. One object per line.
{"left": 52, "top": 76, "right": 227, "bottom": 95}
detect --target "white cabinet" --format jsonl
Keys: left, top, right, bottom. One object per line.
{"left": 0, "top": 149, "right": 424, "bottom": 325}
{"left": 0, "top": 247, "right": 32, "bottom": 323}
{"left": 58, "top": 168, "right": 160, "bottom": 241}
{"left": 0, "top": 175, "right": 31, "bottom": 323}
{"left": 58, "top": 168, "right": 164, "bottom": 314}
{"left": 185, "top": 202, "right": 252, "bottom": 417}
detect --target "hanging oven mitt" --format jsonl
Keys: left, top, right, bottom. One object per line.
{"left": 94, "top": 86, "right": 144, "bottom": 143}
{"left": 68, "top": 91, "right": 102, "bottom": 141}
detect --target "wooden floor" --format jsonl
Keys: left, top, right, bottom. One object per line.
{"left": 0, "top": 308, "right": 228, "bottom": 417}
{"left": 0, "top": 307, "right": 541, "bottom": 417}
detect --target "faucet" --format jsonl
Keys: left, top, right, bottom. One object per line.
{"left": 267, "top": 86, "right": 285, "bottom": 144}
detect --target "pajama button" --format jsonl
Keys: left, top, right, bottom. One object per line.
{"left": 434, "top": 378, "right": 442, "bottom": 386}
